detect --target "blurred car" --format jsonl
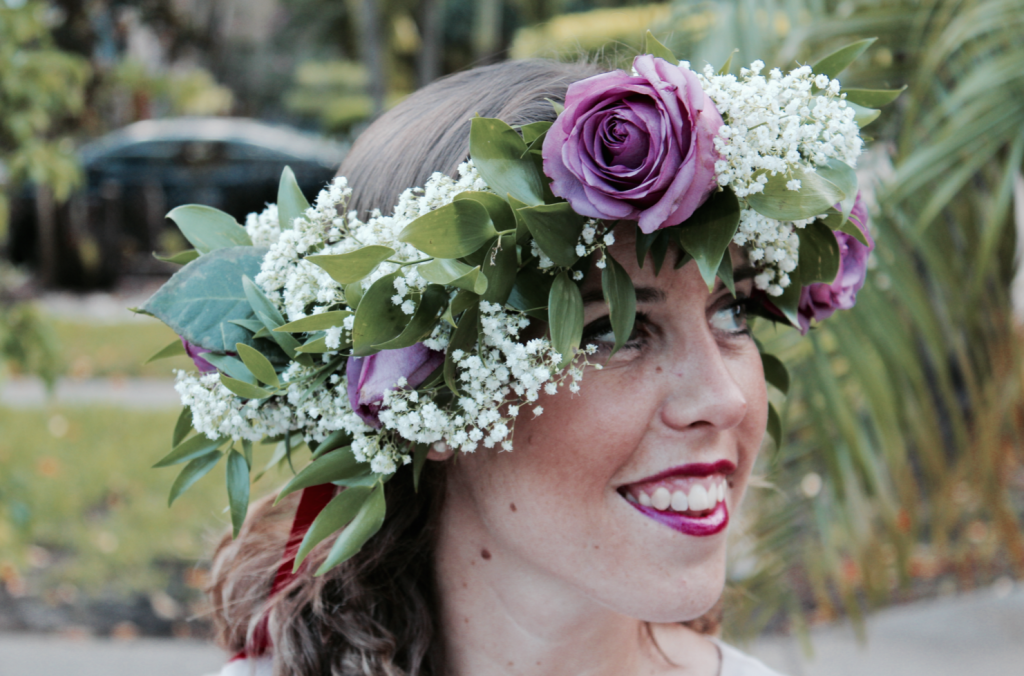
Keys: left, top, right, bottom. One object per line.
{"left": 5, "top": 117, "right": 347, "bottom": 288}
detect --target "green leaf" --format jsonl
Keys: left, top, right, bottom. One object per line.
{"left": 816, "top": 158, "right": 858, "bottom": 223}
{"left": 166, "top": 205, "right": 252, "bottom": 254}
{"left": 718, "top": 49, "right": 738, "bottom": 76}
{"left": 226, "top": 450, "right": 250, "bottom": 538}
{"left": 442, "top": 289, "right": 479, "bottom": 328}
{"left": 745, "top": 165, "right": 845, "bottom": 222}
{"left": 203, "top": 353, "right": 256, "bottom": 384}
{"left": 644, "top": 30, "right": 677, "bottom": 62}
{"left": 546, "top": 99, "right": 564, "bottom": 115}
{"left": 307, "top": 246, "right": 396, "bottom": 285}
{"left": 650, "top": 230, "right": 671, "bottom": 275}
{"left": 168, "top": 451, "right": 222, "bottom": 506}
{"left": 635, "top": 230, "right": 658, "bottom": 268}
{"left": 717, "top": 253, "right": 735, "bottom": 296}
{"left": 795, "top": 221, "right": 840, "bottom": 286}
{"left": 312, "top": 429, "right": 354, "bottom": 459}
{"left": 417, "top": 258, "right": 488, "bottom": 294}
{"left": 771, "top": 280, "right": 803, "bottom": 329}
{"left": 229, "top": 318, "right": 265, "bottom": 334}
{"left": 517, "top": 202, "right": 586, "bottom": 268}
{"left": 351, "top": 272, "right": 410, "bottom": 356}
{"left": 276, "top": 311, "right": 352, "bottom": 333}
{"left": 842, "top": 86, "right": 906, "bottom": 109}
{"left": 600, "top": 254, "right": 636, "bottom": 355}
{"left": 549, "top": 271, "right": 584, "bottom": 369}
{"left": 172, "top": 406, "right": 193, "bottom": 447}
{"left": 481, "top": 232, "right": 517, "bottom": 305}
{"left": 847, "top": 101, "right": 881, "bottom": 127}
{"left": 296, "top": 335, "right": 330, "bottom": 353}
{"left": 294, "top": 485, "right": 371, "bottom": 570}
{"left": 242, "top": 276, "right": 311, "bottom": 365}
{"left": 315, "top": 484, "right": 386, "bottom": 575}
{"left": 220, "top": 373, "right": 273, "bottom": 399}
{"left": 444, "top": 302, "right": 480, "bottom": 393}
{"left": 142, "top": 247, "right": 267, "bottom": 352}
{"left": 374, "top": 284, "right": 448, "bottom": 350}
{"left": 766, "top": 403, "right": 783, "bottom": 450}
{"left": 760, "top": 353, "right": 790, "bottom": 395}
{"left": 153, "top": 249, "right": 199, "bottom": 265}
{"left": 277, "top": 446, "right": 371, "bottom": 503}
{"left": 521, "top": 121, "right": 552, "bottom": 153}
{"left": 469, "top": 117, "right": 545, "bottom": 206}
{"left": 154, "top": 433, "right": 227, "bottom": 467}
{"left": 412, "top": 444, "right": 430, "bottom": 493}
{"left": 399, "top": 200, "right": 497, "bottom": 259}
{"left": 676, "top": 188, "right": 741, "bottom": 290}
{"left": 507, "top": 258, "right": 553, "bottom": 322}
{"left": 235, "top": 343, "right": 280, "bottom": 387}
{"left": 811, "top": 38, "right": 876, "bottom": 80}
{"left": 242, "top": 439, "right": 253, "bottom": 466}
{"left": 453, "top": 192, "right": 516, "bottom": 233}
{"left": 145, "top": 339, "right": 186, "bottom": 364}
{"left": 277, "top": 166, "right": 311, "bottom": 231}
{"left": 344, "top": 282, "right": 364, "bottom": 310}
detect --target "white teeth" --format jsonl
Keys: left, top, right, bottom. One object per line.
{"left": 688, "top": 484, "right": 710, "bottom": 511}
{"left": 651, "top": 487, "right": 671, "bottom": 511}
{"left": 670, "top": 490, "right": 689, "bottom": 511}
{"left": 718, "top": 481, "right": 727, "bottom": 503}
{"left": 638, "top": 491, "right": 652, "bottom": 507}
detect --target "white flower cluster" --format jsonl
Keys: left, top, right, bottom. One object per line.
{"left": 731, "top": 211, "right": 821, "bottom": 296}
{"left": 174, "top": 370, "right": 294, "bottom": 441}
{"left": 531, "top": 218, "right": 615, "bottom": 279}
{"left": 244, "top": 203, "right": 282, "bottom": 248}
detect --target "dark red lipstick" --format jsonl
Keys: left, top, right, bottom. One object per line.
{"left": 620, "top": 459, "right": 735, "bottom": 537}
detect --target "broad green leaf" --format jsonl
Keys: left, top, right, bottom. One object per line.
{"left": 508, "top": 195, "right": 532, "bottom": 245}
{"left": 760, "top": 353, "right": 790, "bottom": 395}
{"left": 168, "top": 451, "right": 222, "bottom": 506}
{"left": 453, "top": 192, "right": 516, "bottom": 233}
{"left": 417, "top": 258, "right": 488, "bottom": 294}
{"left": 676, "top": 188, "right": 741, "bottom": 290}
{"left": 307, "top": 246, "right": 395, "bottom": 285}
{"left": 649, "top": 229, "right": 671, "bottom": 275}
{"left": 517, "top": 202, "right": 586, "bottom": 268}
{"left": 226, "top": 450, "right": 250, "bottom": 538}
{"left": 412, "top": 443, "right": 430, "bottom": 493}
{"left": 848, "top": 101, "right": 881, "bottom": 127}
{"left": 819, "top": 208, "right": 870, "bottom": 247}
{"left": 277, "top": 166, "right": 311, "bottom": 231}
{"left": 220, "top": 373, "right": 273, "bottom": 399}
{"left": 507, "top": 259, "right": 553, "bottom": 322}
{"left": 142, "top": 247, "right": 267, "bottom": 352}
{"left": 294, "top": 485, "right": 371, "bottom": 570}
{"left": 770, "top": 280, "right": 803, "bottom": 329}
{"left": 546, "top": 99, "right": 564, "bottom": 115}
{"left": 315, "top": 484, "right": 386, "bottom": 575}
{"left": 242, "top": 439, "right": 253, "bottom": 466}
{"left": 312, "top": 429, "right": 354, "bottom": 460}
{"left": 842, "top": 86, "right": 906, "bottom": 109}
{"left": 766, "top": 402, "right": 783, "bottom": 450}
{"left": 154, "top": 433, "right": 227, "bottom": 467}
{"left": 235, "top": 343, "right": 280, "bottom": 387}
{"left": 296, "top": 335, "right": 330, "bottom": 353}
{"left": 203, "top": 353, "right": 256, "bottom": 384}
{"left": 644, "top": 30, "right": 677, "bottom": 62}
{"left": 276, "top": 311, "right": 352, "bottom": 333}
{"left": 229, "top": 318, "right": 265, "bottom": 334}
{"left": 481, "top": 233, "right": 517, "bottom": 305}
{"left": 549, "top": 271, "right": 584, "bottom": 369}
{"left": 243, "top": 276, "right": 311, "bottom": 365}
{"left": 444, "top": 302, "right": 480, "bottom": 393}
{"left": 795, "top": 221, "right": 840, "bottom": 286}
{"left": 816, "top": 158, "right": 858, "bottom": 223}
{"left": 636, "top": 230, "right": 658, "bottom": 268}
{"left": 351, "top": 272, "right": 409, "bottom": 356}
{"left": 601, "top": 254, "right": 636, "bottom": 355}
{"left": 745, "top": 166, "right": 844, "bottom": 222}
{"left": 811, "top": 38, "right": 876, "bottom": 80}
{"left": 374, "top": 285, "right": 448, "bottom": 350}
{"left": 344, "top": 282, "right": 364, "bottom": 309}
{"left": 469, "top": 117, "right": 545, "bottom": 206}
{"left": 277, "top": 447, "right": 371, "bottom": 503}
{"left": 717, "top": 253, "right": 735, "bottom": 297}
{"left": 399, "top": 201, "right": 497, "bottom": 258}
{"left": 166, "top": 205, "right": 252, "bottom": 253}
{"left": 441, "top": 289, "right": 479, "bottom": 328}
{"left": 153, "top": 249, "right": 199, "bottom": 265}
{"left": 521, "top": 121, "right": 552, "bottom": 153}
{"left": 172, "top": 406, "right": 193, "bottom": 447}
{"left": 145, "top": 339, "right": 185, "bottom": 364}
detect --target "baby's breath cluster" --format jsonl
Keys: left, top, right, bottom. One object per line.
{"left": 532, "top": 218, "right": 615, "bottom": 280}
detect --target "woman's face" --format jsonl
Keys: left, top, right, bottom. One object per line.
{"left": 440, "top": 232, "right": 768, "bottom": 622}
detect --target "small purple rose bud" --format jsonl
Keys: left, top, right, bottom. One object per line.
{"left": 346, "top": 343, "right": 445, "bottom": 428}
{"left": 181, "top": 337, "right": 216, "bottom": 373}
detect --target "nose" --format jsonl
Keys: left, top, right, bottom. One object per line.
{"left": 658, "top": 331, "right": 749, "bottom": 432}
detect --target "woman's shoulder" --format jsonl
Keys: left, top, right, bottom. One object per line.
{"left": 710, "top": 638, "right": 789, "bottom": 676}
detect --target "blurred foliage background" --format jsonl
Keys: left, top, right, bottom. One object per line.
{"left": 1, "top": 0, "right": 1022, "bottom": 642}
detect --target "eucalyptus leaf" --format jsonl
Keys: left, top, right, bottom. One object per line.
{"left": 166, "top": 205, "right": 252, "bottom": 253}
{"left": 276, "top": 311, "right": 352, "bottom": 333}
{"left": 417, "top": 258, "right": 488, "bottom": 294}
{"left": 481, "top": 233, "right": 517, "bottom": 304}
{"left": 235, "top": 343, "right": 280, "bottom": 387}
{"left": 153, "top": 249, "right": 199, "bottom": 265}
{"left": 145, "top": 339, "right": 186, "bottom": 364}
{"left": 277, "top": 447, "right": 370, "bottom": 503}
{"left": 296, "top": 336, "right": 330, "bottom": 353}
{"left": 226, "top": 450, "right": 250, "bottom": 537}
{"left": 307, "top": 246, "right": 396, "bottom": 285}
{"left": 277, "top": 166, "right": 311, "bottom": 231}
{"left": 220, "top": 373, "right": 273, "bottom": 399}
{"left": 601, "top": 254, "right": 636, "bottom": 355}
{"left": 453, "top": 192, "right": 516, "bottom": 233}
{"left": 399, "top": 200, "right": 496, "bottom": 259}
{"left": 243, "top": 276, "right": 310, "bottom": 364}
{"left": 549, "top": 271, "right": 584, "bottom": 369}
{"left": 848, "top": 102, "right": 881, "bottom": 127}
{"left": 644, "top": 30, "right": 677, "bottom": 61}
{"left": 168, "top": 451, "right": 222, "bottom": 506}
{"left": 312, "top": 429, "right": 354, "bottom": 460}
{"left": 154, "top": 433, "right": 227, "bottom": 468}
{"left": 374, "top": 285, "right": 447, "bottom": 350}
{"left": 676, "top": 188, "right": 741, "bottom": 290}
{"left": 745, "top": 166, "right": 845, "bottom": 222}
{"left": 842, "top": 86, "right": 906, "bottom": 109}
{"left": 717, "top": 253, "right": 735, "bottom": 297}
{"left": 203, "top": 353, "right": 256, "bottom": 384}
{"left": 315, "top": 484, "right": 386, "bottom": 575}
{"left": 760, "top": 353, "right": 790, "bottom": 395}
{"left": 517, "top": 202, "right": 586, "bottom": 268}
{"left": 767, "top": 402, "right": 783, "bottom": 450}
{"left": 344, "top": 282, "right": 364, "bottom": 310}
{"left": 469, "top": 117, "right": 545, "bottom": 206}
{"left": 795, "top": 221, "right": 840, "bottom": 286}
{"left": 229, "top": 318, "right": 266, "bottom": 334}
{"left": 294, "top": 485, "right": 372, "bottom": 570}
{"left": 444, "top": 302, "right": 480, "bottom": 393}
{"left": 352, "top": 272, "right": 409, "bottom": 356}
{"left": 172, "top": 406, "right": 193, "bottom": 447}
{"left": 811, "top": 38, "right": 876, "bottom": 80}
{"left": 142, "top": 247, "right": 267, "bottom": 352}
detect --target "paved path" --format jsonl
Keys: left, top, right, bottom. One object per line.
{"left": 1, "top": 584, "right": 1021, "bottom": 676}
{"left": 0, "top": 376, "right": 180, "bottom": 409}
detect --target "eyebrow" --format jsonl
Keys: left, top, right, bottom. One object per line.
{"left": 580, "top": 263, "right": 759, "bottom": 305}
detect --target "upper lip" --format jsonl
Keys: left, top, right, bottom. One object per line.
{"left": 625, "top": 459, "right": 737, "bottom": 485}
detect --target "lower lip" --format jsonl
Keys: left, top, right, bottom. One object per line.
{"left": 625, "top": 498, "right": 729, "bottom": 536}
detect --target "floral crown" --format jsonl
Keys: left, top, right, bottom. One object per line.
{"left": 140, "top": 35, "right": 900, "bottom": 575}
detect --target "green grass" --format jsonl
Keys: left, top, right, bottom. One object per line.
{"left": 48, "top": 318, "right": 194, "bottom": 380}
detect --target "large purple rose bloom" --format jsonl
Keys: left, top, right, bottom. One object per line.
{"left": 798, "top": 193, "right": 874, "bottom": 333}
{"left": 346, "top": 343, "right": 444, "bottom": 428}
{"left": 542, "top": 54, "right": 723, "bottom": 234}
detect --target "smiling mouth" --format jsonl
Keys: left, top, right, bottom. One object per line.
{"left": 618, "top": 461, "right": 734, "bottom": 537}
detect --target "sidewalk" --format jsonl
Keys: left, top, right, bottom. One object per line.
{"left": 0, "top": 376, "right": 180, "bottom": 409}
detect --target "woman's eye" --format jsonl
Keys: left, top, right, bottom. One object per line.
{"left": 581, "top": 315, "right": 647, "bottom": 352}
{"left": 710, "top": 301, "right": 749, "bottom": 335}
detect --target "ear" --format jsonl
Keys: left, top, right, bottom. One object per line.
{"left": 426, "top": 441, "right": 454, "bottom": 461}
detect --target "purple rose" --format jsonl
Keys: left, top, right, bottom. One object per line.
{"left": 542, "top": 54, "right": 723, "bottom": 234}
{"left": 797, "top": 193, "right": 874, "bottom": 333}
{"left": 181, "top": 337, "right": 216, "bottom": 373}
{"left": 346, "top": 343, "right": 445, "bottom": 428}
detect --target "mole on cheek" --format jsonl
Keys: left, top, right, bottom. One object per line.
{"left": 656, "top": 366, "right": 663, "bottom": 373}
{"left": 509, "top": 502, "right": 517, "bottom": 512}
{"left": 481, "top": 548, "right": 492, "bottom": 560}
